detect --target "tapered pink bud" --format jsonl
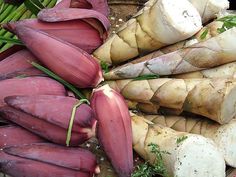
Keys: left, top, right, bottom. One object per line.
{"left": 56, "top": 0, "right": 109, "bottom": 17}
{"left": 0, "top": 95, "right": 96, "bottom": 146}
{"left": 0, "top": 77, "right": 66, "bottom": 107}
{"left": 4, "top": 8, "right": 110, "bottom": 53}
{"left": 0, "top": 125, "right": 45, "bottom": 148}
{"left": 91, "top": 84, "right": 133, "bottom": 177}
{"left": 14, "top": 26, "right": 103, "bottom": 88}
{"left": 0, "top": 49, "right": 43, "bottom": 80}
{"left": 0, "top": 143, "right": 100, "bottom": 177}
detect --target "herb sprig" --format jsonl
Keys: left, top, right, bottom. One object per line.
{"left": 100, "top": 61, "right": 109, "bottom": 73}
{"left": 133, "top": 74, "right": 159, "bottom": 81}
{"left": 176, "top": 135, "right": 188, "bottom": 145}
{"left": 132, "top": 143, "right": 170, "bottom": 177}
{"left": 217, "top": 15, "right": 236, "bottom": 33}
{"left": 200, "top": 28, "right": 209, "bottom": 40}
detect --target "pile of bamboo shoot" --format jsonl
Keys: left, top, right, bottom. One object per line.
{"left": 92, "top": 0, "right": 236, "bottom": 176}
{"left": 1, "top": 0, "right": 236, "bottom": 177}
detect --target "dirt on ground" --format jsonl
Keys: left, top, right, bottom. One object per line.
{"left": 108, "top": 0, "right": 147, "bottom": 33}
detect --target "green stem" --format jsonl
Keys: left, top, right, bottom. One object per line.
{"left": 0, "top": 4, "right": 16, "bottom": 22}
{"left": 0, "top": 35, "right": 17, "bottom": 52}
{"left": 0, "top": 1, "right": 5, "bottom": 14}
{"left": 66, "top": 99, "right": 90, "bottom": 146}
{"left": 46, "top": 0, "right": 57, "bottom": 8}
{"left": 0, "top": 10, "right": 32, "bottom": 47}
{"left": 0, "top": 7, "right": 28, "bottom": 37}
{"left": 31, "top": 62, "right": 86, "bottom": 99}
{"left": 0, "top": 3, "right": 26, "bottom": 23}
{"left": 0, "top": 0, "right": 57, "bottom": 51}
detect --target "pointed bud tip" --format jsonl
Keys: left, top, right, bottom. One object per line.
{"left": 2, "top": 22, "right": 15, "bottom": 32}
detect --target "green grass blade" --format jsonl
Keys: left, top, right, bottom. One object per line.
{"left": 31, "top": 62, "right": 86, "bottom": 99}
{"left": 66, "top": 99, "right": 90, "bottom": 146}
{"left": 0, "top": 36, "right": 23, "bottom": 45}
{"left": 24, "top": 0, "right": 44, "bottom": 15}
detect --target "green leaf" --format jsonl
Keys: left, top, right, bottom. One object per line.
{"left": 132, "top": 143, "right": 170, "bottom": 177}
{"left": 133, "top": 74, "right": 159, "bottom": 81}
{"left": 31, "top": 62, "right": 86, "bottom": 99}
{"left": 24, "top": 0, "right": 45, "bottom": 15}
{"left": 0, "top": 36, "right": 23, "bottom": 45}
{"left": 66, "top": 99, "right": 90, "bottom": 146}
{"left": 176, "top": 135, "right": 188, "bottom": 145}
{"left": 0, "top": 2, "right": 5, "bottom": 14}
{"left": 132, "top": 162, "right": 154, "bottom": 177}
{"left": 217, "top": 15, "right": 236, "bottom": 34}
{"left": 200, "top": 28, "right": 209, "bottom": 40}
{"left": 100, "top": 61, "right": 109, "bottom": 73}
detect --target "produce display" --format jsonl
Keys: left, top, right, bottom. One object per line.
{"left": 0, "top": 0, "right": 236, "bottom": 177}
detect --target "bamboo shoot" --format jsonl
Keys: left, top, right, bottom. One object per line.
{"left": 144, "top": 114, "right": 236, "bottom": 167}
{"left": 131, "top": 114, "right": 225, "bottom": 177}
{"left": 93, "top": 0, "right": 202, "bottom": 65}
{"left": 107, "top": 78, "right": 236, "bottom": 124}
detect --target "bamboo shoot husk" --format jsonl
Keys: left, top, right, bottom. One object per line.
{"left": 107, "top": 78, "right": 236, "bottom": 124}
{"left": 104, "top": 19, "right": 224, "bottom": 80}
{"left": 144, "top": 114, "right": 236, "bottom": 167}
{"left": 93, "top": 0, "right": 202, "bottom": 65}
{"left": 131, "top": 114, "right": 226, "bottom": 177}
{"left": 189, "top": 0, "right": 229, "bottom": 23}
{"left": 175, "top": 62, "right": 236, "bottom": 79}
{"left": 127, "top": 100, "right": 183, "bottom": 115}
{"left": 105, "top": 27, "right": 236, "bottom": 80}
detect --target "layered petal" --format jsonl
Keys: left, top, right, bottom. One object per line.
{"left": 1, "top": 95, "right": 96, "bottom": 146}
{"left": 55, "top": 0, "right": 109, "bottom": 17}
{"left": 0, "top": 125, "right": 45, "bottom": 148}
{"left": 0, "top": 77, "right": 66, "bottom": 107}
{"left": 4, "top": 19, "right": 104, "bottom": 53}
{"left": 0, "top": 45, "right": 23, "bottom": 61}
{"left": 0, "top": 49, "right": 43, "bottom": 80}
{"left": 38, "top": 8, "right": 110, "bottom": 38}
{"left": 5, "top": 143, "right": 98, "bottom": 174}
{"left": 0, "top": 143, "right": 99, "bottom": 177}
{"left": 91, "top": 84, "right": 133, "bottom": 177}
{"left": 5, "top": 95, "right": 96, "bottom": 132}
{"left": 14, "top": 26, "right": 103, "bottom": 88}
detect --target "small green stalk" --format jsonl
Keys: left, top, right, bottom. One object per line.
{"left": 0, "top": 5, "right": 28, "bottom": 37}
{"left": 0, "top": 1, "right": 5, "bottom": 14}
{"left": 45, "top": 0, "right": 57, "bottom": 8}
{"left": 42, "top": 0, "right": 53, "bottom": 6}
{"left": 0, "top": 0, "right": 57, "bottom": 51}
{"left": 0, "top": 3, "right": 26, "bottom": 23}
{"left": 31, "top": 62, "right": 86, "bottom": 99}
{"left": 0, "top": 9, "right": 33, "bottom": 51}
{"left": 66, "top": 99, "right": 90, "bottom": 146}
{"left": 0, "top": 10, "right": 31, "bottom": 47}
{"left": 0, "top": 35, "right": 17, "bottom": 52}
{"left": 0, "top": 4, "right": 16, "bottom": 22}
